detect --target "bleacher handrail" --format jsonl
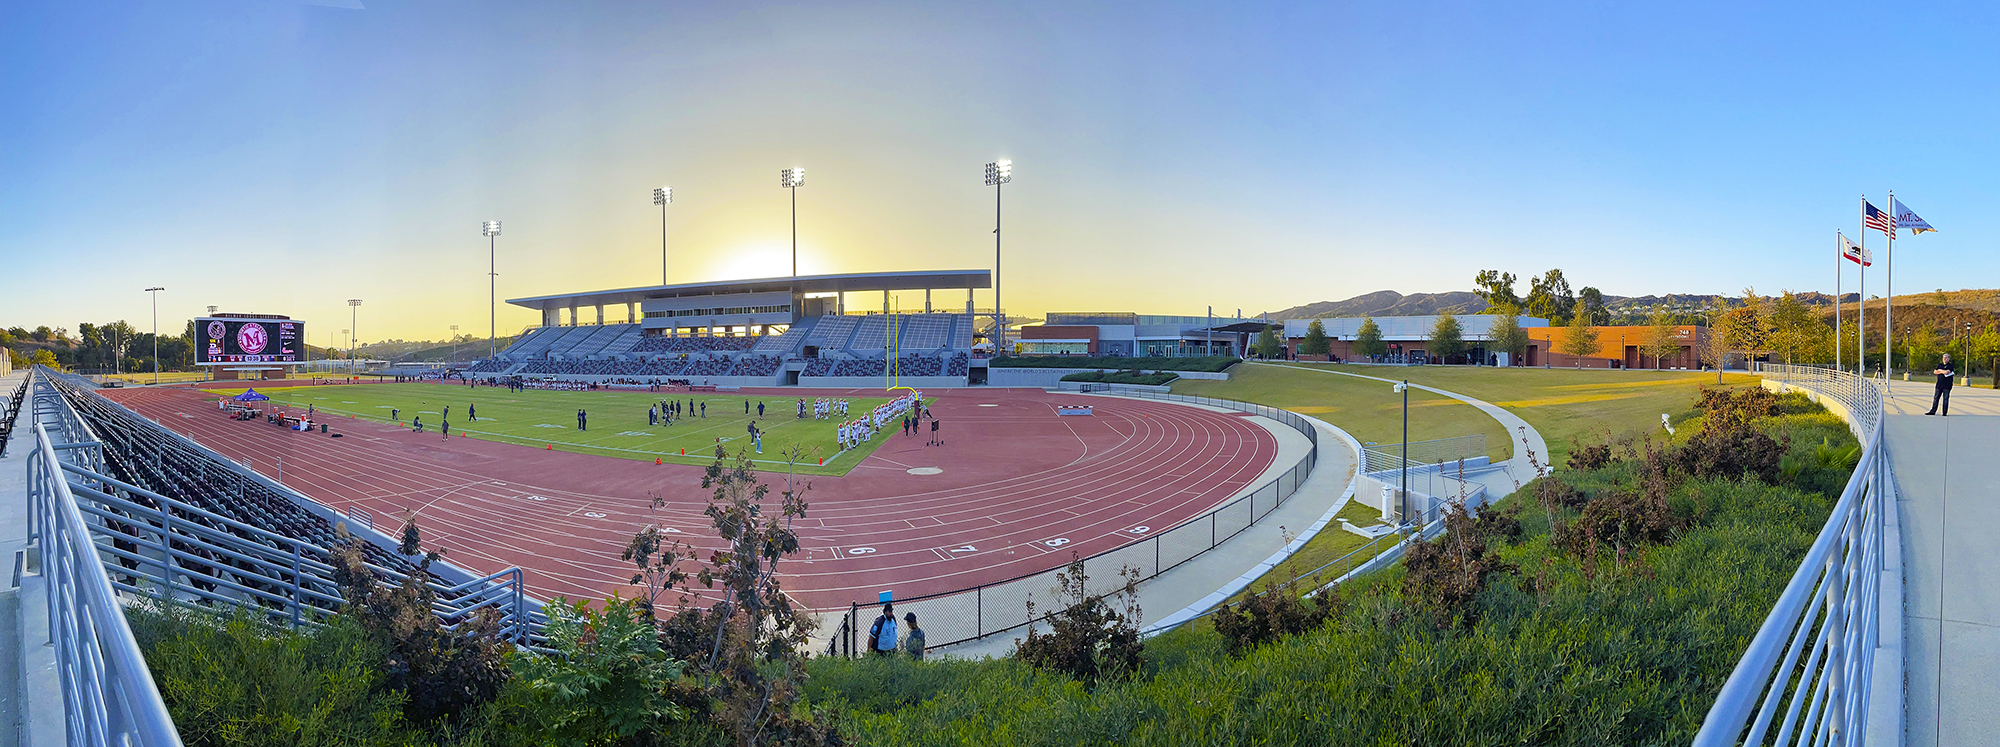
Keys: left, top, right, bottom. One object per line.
{"left": 1693, "top": 363, "right": 1896, "bottom": 747}
{"left": 26, "top": 383, "right": 186, "bottom": 745}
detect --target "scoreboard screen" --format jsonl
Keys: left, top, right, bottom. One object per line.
{"left": 196, "top": 318, "right": 305, "bottom": 365}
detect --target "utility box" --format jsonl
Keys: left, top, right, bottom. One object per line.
{"left": 1380, "top": 485, "right": 1401, "bottom": 524}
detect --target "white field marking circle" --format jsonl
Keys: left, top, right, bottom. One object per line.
{"left": 906, "top": 467, "right": 943, "bottom": 475}
{"left": 583, "top": 512, "right": 607, "bottom": 519}
{"left": 1043, "top": 537, "right": 1070, "bottom": 548}
{"left": 847, "top": 547, "right": 877, "bottom": 555}
{"left": 1129, "top": 526, "right": 1150, "bottom": 534}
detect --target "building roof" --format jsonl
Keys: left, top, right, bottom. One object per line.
{"left": 506, "top": 269, "right": 992, "bottom": 311}
{"left": 1281, "top": 314, "right": 1551, "bottom": 340}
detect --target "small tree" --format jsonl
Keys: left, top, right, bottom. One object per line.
{"left": 1645, "top": 308, "right": 1682, "bottom": 368}
{"left": 1487, "top": 313, "right": 1528, "bottom": 366}
{"left": 1299, "top": 319, "right": 1330, "bottom": 356}
{"left": 1253, "top": 324, "right": 1284, "bottom": 359}
{"left": 1353, "top": 316, "right": 1387, "bottom": 359}
{"left": 1428, "top": 315, "right": 1466, "bottom": 363}
{"left": 1556, "top": 310, "right": 1599, "bottom": 368}
{"left": 1015, "top": 553, "right": 1144, "bottom": 685}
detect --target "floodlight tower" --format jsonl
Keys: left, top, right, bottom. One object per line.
{"left": 483, "top": 221, "right": 502, "bottom": 358}
{"left": 781, "top": 168, "right": 805, "bottom": 314}
{"left": 450, "top": 324, "right": 460, "bottom": 365}
{"left": 653, "top": 187, "right": 673, "bottom": 285}
{"left": 984, "top": 159, "right": 1012, "bottom": 351}
{"left": 348, "top": 299, "right": 363, "bottom": 364}
{"left": 144, "top": 287, "right": 165, "bottom": 384}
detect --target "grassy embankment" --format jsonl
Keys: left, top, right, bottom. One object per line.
{"left": 1172, "top": 363, "right": 1760, "bottom": 608}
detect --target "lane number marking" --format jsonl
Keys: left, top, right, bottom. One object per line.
{"left": 1042, "top": 537, "right": 1069, "bottom": 548}
{"left": 1128, "top": 526, "right": 1150, "bottom": 534}
{"left": 847, "top": 547, "right": 876, "bottom": 555}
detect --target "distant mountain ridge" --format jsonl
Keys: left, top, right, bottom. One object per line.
{"left": 1264, "top": 289, "right": 1997, "bottom": 320}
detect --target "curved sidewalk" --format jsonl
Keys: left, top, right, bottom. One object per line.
{"left": 1878, "top": 380, "right": 2000, "bottom": 747}
{"left": 1248, "top": 362, "right": 1552, "bottom": 498}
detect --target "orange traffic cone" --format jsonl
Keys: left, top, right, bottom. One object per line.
{"left": 655, "top": 457, "right": 662, "bottom": 465}
{"left": 680, "top": 447, "right": 686, "bottom": 455}
{"left": 546, "top": 444, "right": 553, "bottom": 450}
{"left": 818, "top": 457, "right": 824, "bottom": 465}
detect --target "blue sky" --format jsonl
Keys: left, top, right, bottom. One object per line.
{"left": 3, "top": 1, "right": 1994, "bottom": 341}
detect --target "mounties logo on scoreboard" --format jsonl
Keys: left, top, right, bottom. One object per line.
{"left": 196, "top": 316, "right": 305, "bottom": 366}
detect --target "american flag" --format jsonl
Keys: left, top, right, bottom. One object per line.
{"left": 1864, "top": 200, "right": 1896, "bottom": 238}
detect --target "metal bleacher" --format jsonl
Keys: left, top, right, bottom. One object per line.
{"left": 752, "top": 320, "right": 814, "bottom": 355}
{"left": 565, "top": 323, "right": 637, "bottom": 358}
{"left": 849, "top": 316, "right": 888, "bottom": 350}
{"left": 805, "top": 316, "right": 859, "bottom": 349}
{"left": 895, "top": 314, "right": 952, "bottom": 350}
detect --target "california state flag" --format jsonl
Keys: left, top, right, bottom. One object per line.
{"left": 1839, "top": 232, "right": 1871, "bottom": 266}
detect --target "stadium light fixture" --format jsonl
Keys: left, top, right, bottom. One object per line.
{"left": 985, "top": 160, "right": 1011, "bottom": 350}
{"left": 144, "top": 287, "right": 165, "bottom": 384}
{"left": 781, "top": 168, "right": 805, "bottom": 309}
{"left": 653, "top": 187, "right": 673, "bottom": 286}
{"left": 450, "top": 324, "right": 460, "bottom": 365}
{"left": 348, "top": 299, "right": 362, "bottom": 364}
{"left": 483, "top": 221, "right": 501, "bottom": 358}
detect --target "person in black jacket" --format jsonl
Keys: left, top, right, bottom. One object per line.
{"left": 1927, "top": 354, "right": 1956, "bottom": 416}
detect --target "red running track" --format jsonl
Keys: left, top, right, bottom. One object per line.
{"left": 106, "top": 384, "right": 1278, "bottom": 609}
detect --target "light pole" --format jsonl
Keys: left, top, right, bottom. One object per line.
{"left": 780, "top": 169, "right": 804, "bottom": 319}
{"left": 348, "top": 299, "right": 362, "bottom": 367}
{"left": 653, "top": 187, "right": 672, "bottom": 285}
{"left": 984, "top": 159, "right": 1011, "bottom": 351}
{"left": 1394, "top": 380, "right": 1409, "bottom": 526}
{"left": 1966, "top": 321, "right": 1975, "bottom": 387}
{"left": 450, "top": 325, "right": 460, "bottom": 365}
{"left": 483, "top": 221, "right": 502, "bottom": 358}
{"left": 144, "top": 287, "right": 165, "bottom": 384}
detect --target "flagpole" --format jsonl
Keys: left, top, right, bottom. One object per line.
{"left": 1858, "top": 196, "right": 1866, "bottom": 379}
{"left": 1835, "top": 230, "right": 1842, "bottom": 374}
{"left": 1885, "top": 189, "right": 1895, "bottom": 390}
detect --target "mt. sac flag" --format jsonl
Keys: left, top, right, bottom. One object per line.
{"left": 1839, "top": 232, "right": 1871, "bottom": 266}
{"left": 1893, "top": 199, "right": 1935, "bottom": 235}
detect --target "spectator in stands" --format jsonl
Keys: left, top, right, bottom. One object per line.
{"left": 868, "top": 603, "right": 899, "bottom": 657}
{"left": 903, "top": 613, "right": 925, "bottom": 660}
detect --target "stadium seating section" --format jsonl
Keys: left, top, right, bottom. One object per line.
{"left": 476, "top": 314, "right": 977, "bottom": 382}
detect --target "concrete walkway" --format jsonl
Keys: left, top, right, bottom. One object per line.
{"left": 1879, "top": 381, "right": 2000, "bottom": 747}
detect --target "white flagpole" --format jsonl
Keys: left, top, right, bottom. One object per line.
{"left": 1858, "top": 196, "right": 1867, "bottom": 379}
{"left": 1835, "top": 230, "right": 1842, "bottom": 373}
{"left": 1886, "top": 189, "right": 1895, "bottom": 389}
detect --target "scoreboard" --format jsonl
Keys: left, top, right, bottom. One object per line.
{"left": 196, "top": 317, "right": 305, "bottom": 366}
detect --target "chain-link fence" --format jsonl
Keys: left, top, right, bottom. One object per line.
{"left": 830, "top": 391, "right": 1321, "bottom": 656}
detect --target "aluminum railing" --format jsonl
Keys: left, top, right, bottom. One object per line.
{"left": 1694, "top": 363, "right": 1898, "bottom": 747}
{"left": 27, "top": 396, "right": 185, "bottom": 745}
{"left": 829, "top": 390, "right": 1320, "bottom": 655}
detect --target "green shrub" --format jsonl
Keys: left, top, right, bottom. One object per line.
{"left": 502, "top": 595, "right": 697, "bottom": 745}
{"left": 989, "top": 356, "right": 1237, "bottom": 373}
{"left": 127, "top": 603, "right": 426, "bottom": 747}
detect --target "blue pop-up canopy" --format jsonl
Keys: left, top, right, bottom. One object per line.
{"left": 233, "top": 389, "right": 270, "bottom": 402}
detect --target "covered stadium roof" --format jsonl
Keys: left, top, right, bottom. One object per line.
{"left": 506, "top": 269, "right": 991, "bottom": 311}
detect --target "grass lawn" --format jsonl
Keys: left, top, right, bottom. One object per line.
{"left": 1266, "top": 362, "right": 1759, "bottom": 466}
{"left": 223, "top": 383, "right": 893, "bottom": 476}
{"left": 1172, "top": 364, "right": 1515, "bottom": 462}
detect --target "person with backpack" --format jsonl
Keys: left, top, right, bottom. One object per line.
{"left": 867, "top": 602, "right": 898, "bottom": 657}
{"left": 902, "top": 612, "right": 925, "bottom": 660}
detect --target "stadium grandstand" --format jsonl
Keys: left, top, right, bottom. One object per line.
{"left": 471, "top": 270, "right": 993, "bottom": 387}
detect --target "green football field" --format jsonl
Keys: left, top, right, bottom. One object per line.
{"left": 226, "top": 383, "right": 895, "bottom": 475}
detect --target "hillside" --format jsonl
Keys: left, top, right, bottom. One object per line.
{"left": 1267, "top": 288, "right": 1999, "bottom": 320}
{"left": 1265, "top": 290, "right": 1487, "bottom": 319}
